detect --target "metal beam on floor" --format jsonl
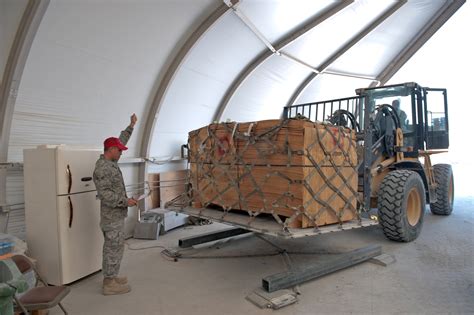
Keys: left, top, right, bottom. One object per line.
{"left": 262, "top": 244, "right": 382, "bottom": 292}
{"left": 178, "top": 227, "right": 251, "bottom": 248}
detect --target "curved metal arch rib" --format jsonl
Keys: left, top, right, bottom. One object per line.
{"left": 286, "top": 0, "right": 407, "bottom": 107}
{"left": 0, "top": 0, "right": 50, "bottom": 204}
{"left": 212, "top": 0, "right": 354, "bottom": 123}
{"left": 139, "top": 3, "right": 229, "bottom": 159}
{"left": 0, "top": 0, "right": 50, "bottom": 161}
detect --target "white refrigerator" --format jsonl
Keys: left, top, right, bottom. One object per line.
{"left": 24, "top": 145, "right": 103, "bottom": 285}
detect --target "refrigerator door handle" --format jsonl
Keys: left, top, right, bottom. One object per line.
{"left": 68, "top": 196, "right": 74, "bottom": 228}
{"left": 66, "top": 164, "right": 72, "bottom": 194}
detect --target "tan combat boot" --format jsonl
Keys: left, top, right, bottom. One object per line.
{"left": 103, "top": 278, "right": 131, "bottom": 295}
{"left": 115, "top": 275, "right": 128, "bottom": 284}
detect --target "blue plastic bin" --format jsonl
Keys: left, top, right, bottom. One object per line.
{"left": 0, "top": 242, "right": 13, "bottom": 255}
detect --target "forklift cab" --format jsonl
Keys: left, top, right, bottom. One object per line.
{"left": 357, "top": 82, "right": 449, "bottom": 154}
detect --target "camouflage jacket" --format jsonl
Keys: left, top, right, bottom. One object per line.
{"left": 93, "top": 126, "right": 133, "bottom": 228}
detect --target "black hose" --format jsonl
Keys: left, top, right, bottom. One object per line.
{"left": 375, "top": 104, "right": 401, "bottom": 130}
{"left": 329, "top": 109, "right": 360, "bottom": 132}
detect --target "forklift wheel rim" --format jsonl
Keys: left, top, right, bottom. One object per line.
{"left": 448, "top": 174, "right": 454, "bottom": 205}
{"left": 407, "top": 187, "right": 421, "bottom": 226}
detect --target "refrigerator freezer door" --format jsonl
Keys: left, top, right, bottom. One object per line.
{"left": 57, "top": 191, "right": 102, "bottom": 284}
{"left": 56, "top": 147, "right": 102, "bottom": 195}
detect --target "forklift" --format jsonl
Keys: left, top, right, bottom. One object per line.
{"left": 170, "top": 82, "right": 453, "bottom": 243}
{"left": 283, "top": 82, "right": 454, "bottom": 242}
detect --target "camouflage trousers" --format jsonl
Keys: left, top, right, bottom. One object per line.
{"left": 101, "top": 219, "right": 125, "bottom": 278}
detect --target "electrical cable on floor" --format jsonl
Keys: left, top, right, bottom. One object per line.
{"left": 161, "top": 250, "right": 283, "bottom": 260}
{"left": 125, "top": 233, "right": 345, "bottom": 264}
{"left": 161, "top": 250, "right": 180, "bottom": 262}
{"left": 255, "top": 234, "right": 342, "bottom": 254}
{"left": 125, "top": 241, "right": 167, "bottom": 251}
{"left": 281, "top": 250, "right": 302, "bottom": 295}
{"left": 125, "top": 239, "right": 284, "bottom": 260}
{"left": 282, "top": 250, "right": 343, "bottom": 255}
{"left": 159, "top": 247, "right": 344, "bottom": 261}
{"left": 126, "top": 239, "right": 344, "bottom": 259}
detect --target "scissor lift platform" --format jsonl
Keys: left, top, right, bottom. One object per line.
{"left": 172, "top": 205, "right": 378, "bottom": 239}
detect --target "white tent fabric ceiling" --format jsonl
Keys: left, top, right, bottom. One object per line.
{"left": 3, "top": 0, "right": 464, "bottom": 162}
{"left": 150, "top": 0, "right": 460, "bottom": 158}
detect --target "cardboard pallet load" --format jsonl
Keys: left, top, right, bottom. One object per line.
{"left": 187, "top": 118, "right": 360, "bottom": 229}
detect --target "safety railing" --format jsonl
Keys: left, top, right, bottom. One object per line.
{"left": 283, "top": 96, "right": 365, "bottom": 131}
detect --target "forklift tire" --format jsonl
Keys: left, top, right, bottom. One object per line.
{"left": 430, "top": 164, "right": 454, "bottom": 215}
{"left": 378, "top": 170, "right": 425, "bottom": 242}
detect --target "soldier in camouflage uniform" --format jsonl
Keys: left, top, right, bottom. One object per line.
{"left": 93, "top": 114, "right": 137, "bottom": 295}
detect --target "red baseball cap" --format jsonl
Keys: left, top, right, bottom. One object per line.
{"left": 104, "top": 137, "right": 128, "bottom": 150}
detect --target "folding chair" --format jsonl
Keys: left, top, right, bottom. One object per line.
{"left": 11, "top": 255, "right": 70, "bottom": 315}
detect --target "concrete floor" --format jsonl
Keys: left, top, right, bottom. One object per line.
{"left": 47, "top": 196, "right": 473, "bottom": 315}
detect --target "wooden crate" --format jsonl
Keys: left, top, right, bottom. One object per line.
{"left": 189, "top": 120, "right": 357, "bottom": 166}
{"left": 190, "top": 163, "right": 240, "bottom": 210}
{"left": 188, "top": 119, "right": 358, "bottom": 228}
{"left": 147, "top": 173, "right": 160, "bottom": 209}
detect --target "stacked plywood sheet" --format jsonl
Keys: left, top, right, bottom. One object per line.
{"left": 188, "top": 119, "right": 359, "bottom": 228}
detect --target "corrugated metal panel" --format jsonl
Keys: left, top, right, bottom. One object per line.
{"left": 5, "top": 206, "right": 26, "bottom": 240}
{"left": 5, "top": 169, "right": 26, "bottom": 239}
{"left": 8, "top": 0, "right": 218, "bottom": 162}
